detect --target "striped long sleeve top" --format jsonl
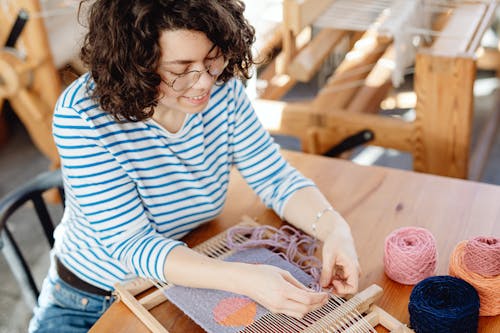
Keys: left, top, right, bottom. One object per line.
{"left": 52, "top": 73, "right": 315, "bottom": 290}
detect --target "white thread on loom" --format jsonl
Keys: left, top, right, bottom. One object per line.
{"left": 317, "top": 34, "right": 350, "bottom": 88}
{"left": 241, "top": 296, "right": 377, "bottom": 332}
{"left": 309, "top": 0, "right": 490, "bottom": 87}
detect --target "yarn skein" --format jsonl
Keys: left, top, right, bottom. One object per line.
{"left": 449, "top": 237, "right": 500, "bottom": 316}
{"left": 384, "top": 227, "right": 437, "bottom": 285}
{"left": 408, "top": 275, "right": 480, "bottom": 333}
{"left": 463, "top": 237, "right": 500, "bottom": 277}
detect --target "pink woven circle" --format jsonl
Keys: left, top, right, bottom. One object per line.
{"left": 384, "top": 227, "right": 437, "bottom": 285}
{"left": 463, "top": 237, "right": 500, "bottom": 277}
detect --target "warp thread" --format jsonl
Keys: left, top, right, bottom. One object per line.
{"left": 408, "top": 275, "right": 480, "bottom": 333}
{"left": 384, "top": 227, "right": 437, "bottom": 285}
{"left": 449, "top": 237, "right": 500, "bottom": 316}
{"left": 226, "top": 225, "right": 322, "bottom": 290}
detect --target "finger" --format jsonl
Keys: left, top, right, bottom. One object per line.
{"left": 320, "top": 254, "right": 336, "bottom": 287}
{"left": 286, "top": 286, "right": 328, "bottom": 306}
{"left": 332, "top": 280, "right": 359, "bottom": 296}
{"left": 344, "top": 263, "right": 360, "bottom": 292}
{"left": 341, "top": 261, "right": 360, "bottom": 291}
{"left": 332, "top": 280, "right": 349, "bottom": 297}
{"left": 278, "top": 298, "right": 327, "bottom": 319}
{"left": 280, "top": 308, "right": 307, "bottom": 320}
{"left": 280, "top": 272, "right": 328, "bottom": 304}
{"left": 332, "top": 264, "right": 359, "bottom": 296}
{"left": 281, "top": 271, "right": 310, "bottom": 291}
{"left": 283, "top": 283, "right": 328, "bottom": 306}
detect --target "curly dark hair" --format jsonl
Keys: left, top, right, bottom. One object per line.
{"left": 79, "top": 0, "right": 256, "bottom": 122}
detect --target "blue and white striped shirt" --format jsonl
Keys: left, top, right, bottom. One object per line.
{"left": 52, "top": 73, "right": 314, "bottom": 290}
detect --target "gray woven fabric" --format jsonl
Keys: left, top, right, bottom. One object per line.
{"left": 163, "top": 248, "right": 314, "bottom": 333}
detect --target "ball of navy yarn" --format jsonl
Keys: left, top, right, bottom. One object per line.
{"left": 408, "top": 276, "right": 480, "bottom": 333}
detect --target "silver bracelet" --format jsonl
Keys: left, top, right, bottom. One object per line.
{"left": 312, "top": 207, "right": 335, "bottom": 238}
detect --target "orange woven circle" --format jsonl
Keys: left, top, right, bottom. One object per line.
{"left": 449, "top": 240, "right": 500, "bottom": 316}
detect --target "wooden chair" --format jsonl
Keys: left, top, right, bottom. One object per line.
{"left": 254, "top": 0, "right": 499, "bottom": 179}
{"left": 0, "top": 169, "right": 63, "bottom": 308}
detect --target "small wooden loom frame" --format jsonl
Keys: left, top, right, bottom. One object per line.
{"left": 114, "top": 218, "right": 413, "bottom": 333}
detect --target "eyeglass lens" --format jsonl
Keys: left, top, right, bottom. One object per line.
{"left": 172, "top": 55, "right": 226, "bottom": 91}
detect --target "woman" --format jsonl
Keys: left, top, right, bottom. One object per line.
{"left": 29, "top": 1, "right": 360, "bottom": 332}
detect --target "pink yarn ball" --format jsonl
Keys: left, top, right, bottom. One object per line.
{"left": 463, "top": 237, "right": 500, "bottom": 277}
{"left": 384, "top": 227, "right": 438, "bottom": 285}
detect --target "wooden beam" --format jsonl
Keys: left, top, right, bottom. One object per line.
{"left": 0, "top": 5, "right": 12, "bottom": 46}
{"left": 253, "top": 99, "right": 414, "bottom": 153}
{"left": 288, "top": 29, "right": 347, "bottom": 82}
{"left": 313, "top": 31, "right": 392, "bottom": 112}
{"left": 276, "top": 24, "right": 312, "bottom": 74}
{"left": 276, "top": 28, "right": 296, "bottom": 75}
{"left": 283, "top": 0, "right": 334, "bottom": 35}
{"left": 259, "top": 27, "right": 312, "bottom": 99}
{"left": 380, "top": 91, "right": 417, "bottom": 111}
{"left": 253, "top": 21, "right": 282, "bottom": 64}
{"left": 259, "top": 23, "right": 312, "bottom": 96}
{"left": 253, "top": 99, "right": 312, "bottom": 146}
{"left": 10, "top": 89, "right": 59, "bottom": 166}
{"left": 306, "top": 113, "right": 413, "bottom": 155}
{"left": 476, "top": 47, "right": 500, "bottom": 72}
{"left": 0, "top": 51, "right": 35, "bottom": 99}
{"left": 258, "top": 58, "right": 297, "bottom": 100}
{"left": 18, "top": 0, "right": 62, "bottom": 109}
{"left": 346, "top": 45, "right": 395, "bottom": 114}
{"left": 114, "top": 283, "right": 169, "bottom": 333}
{"left": 468, "top": 97, "right": 500, "bottom": 181}
{"left": 413, "top": 54, "right": 476, "bottom": 178}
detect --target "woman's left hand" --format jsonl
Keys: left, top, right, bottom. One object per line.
{"left": 280, "top": 186, "right": 361, "bottom": 296}
{"left": 320, "top": 223, "right": 361, "bottom": 296}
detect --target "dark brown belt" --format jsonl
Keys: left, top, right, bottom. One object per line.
{"left": 55, "top": 257, "right": 112, "bottom": 297}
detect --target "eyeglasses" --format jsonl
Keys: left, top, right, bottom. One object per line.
{"left": 162, "top": 53, "right": 228, "bottom": 92}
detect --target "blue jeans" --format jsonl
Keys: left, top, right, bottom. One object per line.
{"left": 28, "top": 257, "right": 115, "bottom": 333}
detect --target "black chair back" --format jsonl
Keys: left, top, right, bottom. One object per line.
{"left": 0, "top": 169, "right": 64, "bottom": 307}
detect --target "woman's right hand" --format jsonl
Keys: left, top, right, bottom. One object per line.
{"left": 234, "top": 263, "right": 329, "bottom": 319}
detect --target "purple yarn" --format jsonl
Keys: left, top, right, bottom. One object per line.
{"left": 226, "top": 225, "right": 323, "bottom": 290}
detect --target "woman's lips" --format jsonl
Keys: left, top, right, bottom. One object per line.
{"left": 184, "top": 91, "right": 209, "bottom": 105}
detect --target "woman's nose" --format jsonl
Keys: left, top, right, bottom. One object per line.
{"left": 192, "top": 68, "right": 215, "bottom": 90}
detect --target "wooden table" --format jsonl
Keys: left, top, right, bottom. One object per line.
{"left": 90, "top": 150, "right": 500, "bottom": 332}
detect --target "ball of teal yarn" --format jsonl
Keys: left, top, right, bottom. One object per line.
{"left": 408, "top": 276, "right": 480, "bottom": 333}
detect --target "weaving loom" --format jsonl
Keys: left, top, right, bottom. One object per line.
{"left": 115, "top": 218, "right": 413, "bottom": 333}
{"left": 253, "top": 0, "right": 499, "bottom": 179}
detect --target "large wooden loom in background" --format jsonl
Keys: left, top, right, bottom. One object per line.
{"left": 1, "top": 0, "right": 498, "bottom": 180}
{"left": 115, "top": 218, "right": 414, "bottom": 333}
{"left": 253, "top": 0, "right": 499, "bottom": 180}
